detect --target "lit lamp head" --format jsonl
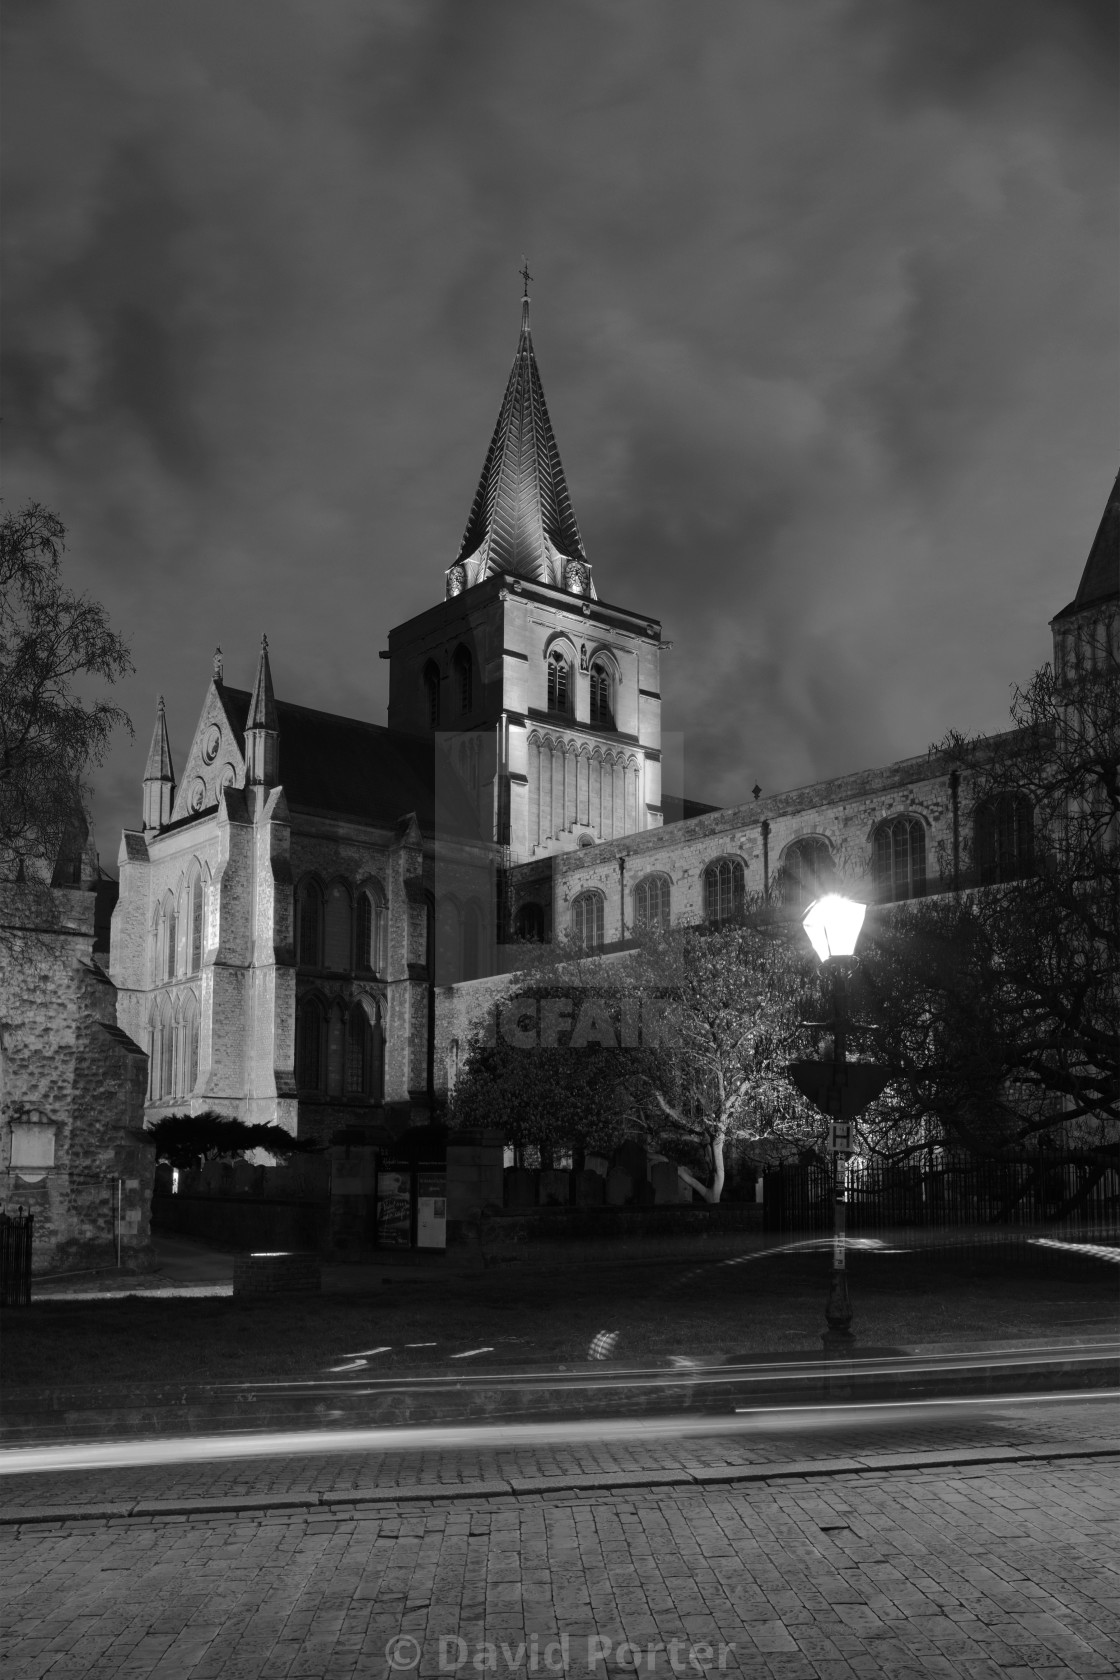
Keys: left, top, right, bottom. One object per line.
{"left": 802, "top": 894, "right": 866, "bottom": 963}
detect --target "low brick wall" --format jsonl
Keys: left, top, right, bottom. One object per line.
{"left": 151, "top": 1194, "right": 327, "bottom": 1253}
{"left": 232, "top": 1251, "right": 322, "bottom": 1296}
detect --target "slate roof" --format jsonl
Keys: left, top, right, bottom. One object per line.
{"left": 220, "top": 688, "right": 483, "bottom": 837}
{"left": 1053, "top": 471, "right": 1119, "bottom": 621}
{"left": 455, "top": 295, "right": 588, "bottom": 589}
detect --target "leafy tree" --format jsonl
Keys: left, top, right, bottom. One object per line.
{"left": 853, "top": 648, "right": 1118, "bottom": 1157}
{"left": 450, "top": 910, "right": 822, "bottom": 1201}
{"left": 621, "top": 913, "right": 821, "bottom": 1199}
{"left": 0, "top": 503, "right": 133, "bottom": 878}
{"left": 149, "top": 1111, "right": 323, "bottom": 1168}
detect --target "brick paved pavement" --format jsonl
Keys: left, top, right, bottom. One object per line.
{"left": 2, "top": 1392, "right": 1115, "bottom": 1514}
{"left": 3, "top": 1456, "right": 1118, "bottom": 1679}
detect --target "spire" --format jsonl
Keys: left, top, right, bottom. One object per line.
{"left": 448, "top": 276, "right": 592, "bottom": 597}
{"left": 245, "top": 634, "right": 279, "bottom": 787}
{"left": 247, "top": 634, "right": 278, "bottom": 732}
{"left": 142, "top": 697, "right": 175, "bottom": 831}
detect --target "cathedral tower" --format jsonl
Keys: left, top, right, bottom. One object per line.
{"left": 387, "top": 282, "right": 665, "bottom": 864}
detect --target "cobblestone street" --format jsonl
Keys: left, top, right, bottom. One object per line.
{"left": 3, "top": 1403, "right": 1117, "bottom": 1679}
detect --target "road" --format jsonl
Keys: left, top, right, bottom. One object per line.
{"left": 2, "top": 1394, "right": 1117, "bottom": 1679}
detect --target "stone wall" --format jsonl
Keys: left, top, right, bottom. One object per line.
{"left": 0, "top": 882, "right": 152, "bottom": 1273}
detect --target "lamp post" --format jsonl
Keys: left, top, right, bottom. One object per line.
{"left": 801, "top": 894, "right": 866, "bottom": 1347}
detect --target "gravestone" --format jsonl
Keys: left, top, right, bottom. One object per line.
{"left": 504, "top": 1167, "right": 537, "bottom": 1209}
{"left": 605, "top": 1166, "right": 633, "bottom": 1206}
{"left": 538, "top": 1169, "right": 571, "bottom": 1207}
{"left": 574, "top": 1168, "right": 605, "bottom": 1207}
{"left": 613, "top": 1140, "right": 648, "bottom": 1184}
{"left": 650, "top": 1160, "right": 685, "bottom": 1204}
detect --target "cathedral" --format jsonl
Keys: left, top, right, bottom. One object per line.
{"left": 108, "top": 288, "right": 1120, "bottom": 1143}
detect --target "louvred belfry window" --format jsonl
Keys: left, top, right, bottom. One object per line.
{"left": 589, "top": 663, "right": 614, "bottom": 729}
{"left": 547, "top": 651, "right": 570, "bottom": 714}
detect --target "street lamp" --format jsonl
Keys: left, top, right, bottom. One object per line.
{"left": 802, "top": 894, "right": 865, "bottom": 1346}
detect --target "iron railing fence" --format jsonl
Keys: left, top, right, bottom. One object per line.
{"left": 0, "top": 1209, "right": 34, "bottom": 1307}
{"left": 762, "top": 1152, "right": 1120, "bottom": 1237}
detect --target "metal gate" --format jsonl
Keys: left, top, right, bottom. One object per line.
{"left": 0, "top": 1208, "right": 34, "bottom": 1307}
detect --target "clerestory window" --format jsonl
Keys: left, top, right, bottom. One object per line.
{"left": 872, "top": 817, "right": 926, "bottom": 902}
{"left": 571, "top": 891, "right": 605, "bottom": 950}
{"left": 704, "top": 858, "right": 745, "bottom": 924}
{"left": 975, "top": 794, "right": 1034, "bottom": 886}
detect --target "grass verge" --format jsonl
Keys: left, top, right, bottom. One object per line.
{"left": 3, "top": 1243, "right": 1116, "bottom": 1393}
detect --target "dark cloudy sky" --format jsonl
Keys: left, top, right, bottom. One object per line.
{"left": 5, "top": 0, "right": 1117, "bottom": 869}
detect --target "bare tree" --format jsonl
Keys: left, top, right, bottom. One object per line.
{"left": 0, "top": 503, "right": 133, "bottom": 879}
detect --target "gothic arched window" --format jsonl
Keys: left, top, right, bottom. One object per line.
{"left": 778, "top": 838, "right": 834, "bottom": 915}
{"left": 159, "top": 997, "right": 174, "bottom": 1098}
{"left": 547, "top": 650, "right": 570, "bottom": 715}
{"left": 296, "top": 878, "right": 323, "bottom": 968}
{"left": 323, "top": 881, "right": 352, "bottom": 972}
{"left": 704, "top": 858, "right": 745, "bottom": 924}
{"left": 633, "top": 873, "right": 671, "bottom": 931}
{"left": 453, "top": 646, "right": 473, "bottom": 714}
{"left": 589, "top": 662, "right": 614, "bottom": 729}
{"left": 975, "top": 794, "right": 1034, "bottom": 885}
{"left": 180, "top": 993, "right": 200, "bottom": 1095}
{"left": 571, "top": 891, "right": 605, "bottom": 950}
{"left": 326, "top": 1001, "right": 347, "bottom": 1095}
{"left": 872, "top": 817, "right": 927, "bottom": 902}
{"left": 163, "top": 895, "right": 178, "bottom": 982}
{"left": 356, "top": 882, "right": 387, "bottom": 975}
{"left": 346, "top": 1002, "right": 374, "bottom": 1096}
{"left": 436, "top": 898, "right": 461, "bottom": 984}
{"left": 187, "top": 868, "right": 204, "bottom": 975}
{"left": 296, "top": 996, "right": 325, "bottom": 1093}
{"left": 423, "top": 660, "right": 441, "bottom": 728}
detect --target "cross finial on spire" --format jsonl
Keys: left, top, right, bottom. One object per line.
{"left": 213, "top": 646, "right": 223, "bottom": 682}
{"left": 519, "top": 257, "right": 533, "bottom": 298}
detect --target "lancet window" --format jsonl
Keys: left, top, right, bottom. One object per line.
{"left": 547, "top": 650, "right": 570, "bottom": 715}
{"left": 589, "top": 662, "right": 614, "bottom": 729}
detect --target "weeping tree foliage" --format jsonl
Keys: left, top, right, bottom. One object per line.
{"left": 149, "top": 1112, "right": 323, "bottom": 1169}
{"left": 450, "top": 909, "right": 822, "bottom": 1201}
{"left": 852, "top": 651, "right": 1119, "bottom": 1160}
{"left": 0, "top": 503, "right": 133, "bottom": 878}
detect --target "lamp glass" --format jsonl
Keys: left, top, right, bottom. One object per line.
{"left": 802, "top": 894, "right": 866, "bottom": 962}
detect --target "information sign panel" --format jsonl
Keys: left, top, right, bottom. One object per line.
{"left": 376, "top": 1169, "right": 411, "bottom": 1248}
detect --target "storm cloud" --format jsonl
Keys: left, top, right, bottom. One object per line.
{"left": 4, "top": 0, "right": 1116, "bottom": 857}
